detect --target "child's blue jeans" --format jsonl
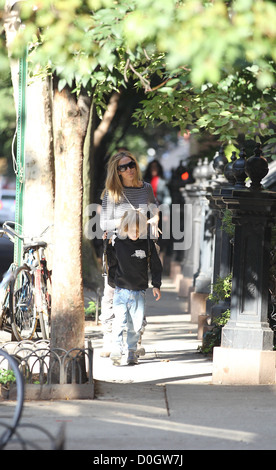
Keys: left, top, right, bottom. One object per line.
{"left": 112, "top": 287, "right": 146, "bottom": 352}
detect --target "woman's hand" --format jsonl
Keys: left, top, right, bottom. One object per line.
{"left": 147, "top": 214, "right": 159, "bottom": 238}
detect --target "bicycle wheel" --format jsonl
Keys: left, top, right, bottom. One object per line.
{"left": 34, "top": 267, "right": 51, "bottom": 340}
{"left": 0, "top": 286, "right": 10, "bottom": 330}
{"left": 10, "top": 266, "right": 37, "bottom": 341}
{"left": 39, "top": 290, "right": 51, "bottom": 340}
{"left": 0, "top": 264, "right": 17, "bottom": 331}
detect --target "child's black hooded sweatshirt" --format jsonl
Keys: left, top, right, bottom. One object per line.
{"left": 107, "top": 237, "right": 162, "bottom": 291}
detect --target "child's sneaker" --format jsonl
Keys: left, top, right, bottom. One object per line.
{"left": 110, "top": 350, "right": 122, "bottom": 366}
{"left": 127, "top": 350, "right": 138, "bottom": 365}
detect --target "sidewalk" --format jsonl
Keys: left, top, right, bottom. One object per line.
{"left": 3, "top": 277, "right": 276, "bottom": 450}
{"left": 87, "top": 276, "right": 213, "bottom": 386}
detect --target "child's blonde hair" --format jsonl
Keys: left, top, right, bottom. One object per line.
{"left": 118, "top": 209, "right": 148, "bottom": 239}
{"left": 102, "top": 151, "right": 142, "bottom": 203}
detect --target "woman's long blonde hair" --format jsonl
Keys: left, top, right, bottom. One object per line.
{"left": 102, "top": 151, "right": 143, "bottom": 203}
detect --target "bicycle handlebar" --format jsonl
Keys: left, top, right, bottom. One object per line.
{"left": 0, "top": 223, "right": 22, "bottom": 244}
{"left": 0, "top": 221, "right": 52, "bottom": 245}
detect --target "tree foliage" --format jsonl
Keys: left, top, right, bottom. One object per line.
{"left": 0, "top": 62, "right": 15, "bottom": 163}
{"left": 1, "top": 0, "right": 276, "bottom": 148}
{"left": 6, "top": 1, "right": 152, "bottom": 107}
{"left": 133, "top": 64, "right": 276, "bottom": 149}
{"left": 123, "top": 0, "right": 276, "bottom": 86}
{"left": 122, "top": 0, "right": 276, "bottom": 147}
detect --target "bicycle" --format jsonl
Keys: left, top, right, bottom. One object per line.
{"left": 0, "top": 221, "right": 52, "bottom": 341}
{"left": 0, "top": 263, "right": 17, "bottom": 335}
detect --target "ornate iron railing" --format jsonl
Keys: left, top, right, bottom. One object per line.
{"left": 1, "top": 339, "right": 93, "bottom": 385}
{"left": 0, "top": 340, "right": 94, "bottom": 449}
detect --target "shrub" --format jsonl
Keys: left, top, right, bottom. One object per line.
{"left": 0, "top": 369, "right": 16, "bottom": 387}
{"left": 200, "top": 273, "right": 232, "bottom": 355}
{"left": 199, "top": 309, "right": 230, "bottom": 355}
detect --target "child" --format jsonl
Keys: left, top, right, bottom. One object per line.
{"left": 110, "top": 209, "right": 162, "bottom": 366}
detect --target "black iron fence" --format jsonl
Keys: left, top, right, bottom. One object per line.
{"left": 0, "top": 340, "right": 94, "bottom": 449}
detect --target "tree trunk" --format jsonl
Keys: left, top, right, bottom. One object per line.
{"left": 23, "top": 74, "right": 55, "bottom": 267}
{"left": 4, "top": 3, "right": 55, "bottom": 268}
{"left": 82, "top": 92, "right": 121, "bottom": 290}
{"left": 93, "top": 91, "right": 121, "bottom": 149}
{"left": 82, "top": 101, "right": 102, "bottom": 290}
{"left": 50, "top": 80, "right": 91, "bottom": 353}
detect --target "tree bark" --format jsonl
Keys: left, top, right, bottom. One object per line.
{"left": 93, "top": 91, "right": 121, "bottom": 149}
{"left": 82, "top": 101, "right": 102, "bottom": 289}
{"left": 82, "top": 92, "right": 121, "bottom": 289}
{"left": 50, "top": 80, "right": 92, "bottom": 353}
{"left": 4, "top": 2, "right": 55, "bottom": 263}
{"left": 24, "top": 74, "right": 55, "bottom": 264}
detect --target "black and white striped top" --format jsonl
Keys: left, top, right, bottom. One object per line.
{"left": 100, "top": 182, "right": 157, "bottom": 232}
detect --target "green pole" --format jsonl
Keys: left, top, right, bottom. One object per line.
{"left": 14, "top": 49, "right": 27, "bottom": 266}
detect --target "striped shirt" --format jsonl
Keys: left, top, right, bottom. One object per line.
{"left": 100, "top": 182, "right": 157, "bottom": 233}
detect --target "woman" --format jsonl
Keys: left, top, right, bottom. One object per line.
{"left": 144, "top": 159, "right": 171, "bottom": 207}
{"left": 100, "top": 151, "right": 159, "bottom": 235}
{"left": 99, "top": 150, "right": 159, "bottom": 357}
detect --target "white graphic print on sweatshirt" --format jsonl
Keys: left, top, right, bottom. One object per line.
{"left": 131, "top": 250, "right": 147, "bottom": 259}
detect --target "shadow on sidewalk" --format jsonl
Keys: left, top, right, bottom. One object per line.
{"left": 85, "top": 276, "right": 213, "bottom": 387}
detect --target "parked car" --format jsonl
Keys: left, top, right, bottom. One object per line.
{"left": 0, "top": 189, "right": 16, "bottom": 225}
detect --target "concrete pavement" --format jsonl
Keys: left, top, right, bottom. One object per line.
{"left": 87, "top": 276, "right": 213, "bottom": 385}
{"left": 2, "top": 277, "right": 276, "bottom": 450}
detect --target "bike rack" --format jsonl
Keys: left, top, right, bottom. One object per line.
{"left": 0, "top": 348, "right": 65, "bottom": 449}
{"left": 0, "top": 340, "right": 94, "bottom": 449}
{"left": 1, "top": 339, "right": 94, "bottom": 400}
{"left": 6, "top": 339, "right": 93, "bottom": 385}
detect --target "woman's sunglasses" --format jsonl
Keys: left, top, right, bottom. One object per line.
{"left": 117, "top": 161, "right": 136, "bottom": 172}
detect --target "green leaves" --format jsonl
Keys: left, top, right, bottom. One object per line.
{"left": 124, "top": 0, "right": 276, "bottom": 88}
{"left": 0, "top": 60, "right": 16, "bottom": 160}
{"left": 0, "top": 369, "right": 16, "bottom": 386}
{"left": 9, "top": 0, "right": 149, "bottom": 95}
{"left": 2, "top": 0, "right": 276, "bottom": 147}
{"left": 209, "top": 274, "right": 232, "bottom": 305}
{"left": 132, "top": 62, "right": 276, "bottom": 145}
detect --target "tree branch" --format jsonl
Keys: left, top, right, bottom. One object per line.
{"left": 93, "top": 90, "right": 121, "bottom": 149}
